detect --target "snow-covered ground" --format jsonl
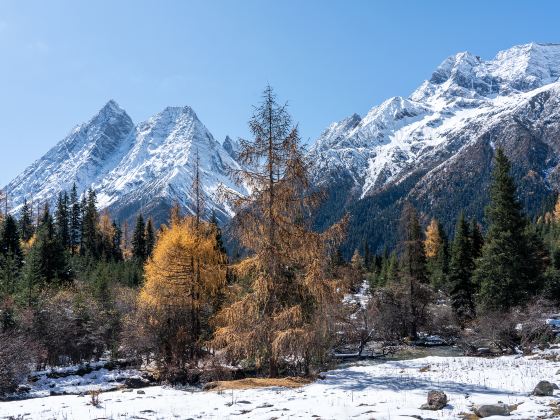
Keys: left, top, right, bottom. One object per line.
{"left": 3, "top": 354, "right": 560, "bottom": 419}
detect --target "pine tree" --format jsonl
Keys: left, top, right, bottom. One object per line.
{"left": 69, "top": 183, "right": 81, "bottom": 255}
{"left": 111, "top": 221, "right": 123, "bottom": 261}
{"left": 469, "top": 219, "right": 484, "bottom": 261}
{"left": 474, "top": 148, "right": 541, "bottom": 310}
{"left": 0, "top": 214, "right": 23, "bottom": 269}
{"left": 132, "top": 214, "right": 146, "bottom": 263}
{"left": 23, "top": 206, "right": 70, "bottom": 303}
{"left": 363, "top": 241, "right": 371, "bottom": 272}
{"left": 448, "top": 212, "right": 475, "bottom": 324}
{"left": 145, "top": 218, "right": 155, "bottom": 259}
{"left": 19, "top": 199, "right": 34, "bottom": 242}
{"left": 55, "top": 191, "right": 70, "bottom": 250}
{"left": 80, "top": 189, "right": 99, "bottom": 258}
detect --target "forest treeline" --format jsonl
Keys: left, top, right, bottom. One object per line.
{"left": 1, "top": 87, "right": 559, "bottom": 395}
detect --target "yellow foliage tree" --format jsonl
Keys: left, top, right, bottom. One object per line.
{"left": 553, "top": 196, "right": 560, "bottom": 223}
{"left": 424, "top": 218, "right": 442, "bottom": 259}
{"left": 210, "top": 87, "right": 346, "bottom": 377}
{"left": 138, "top": 216, "right": 226, "bottom": 370}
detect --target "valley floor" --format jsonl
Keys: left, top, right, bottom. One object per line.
{"left": 2, "top": 354, "right": 560, "bottom": 419}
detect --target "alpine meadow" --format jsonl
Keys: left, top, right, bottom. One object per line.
{"left": 3, "top": 2, "right": 560, "bottom": 419}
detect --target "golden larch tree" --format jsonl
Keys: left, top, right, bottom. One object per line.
{"left": 424, "top": 218, "right": 442, "bottom": 258}
{"left": 210, "top": 86, "right": 346, "bottom": 377}
{"left": 138, "top": 216, "right": 226, "bottom": 372}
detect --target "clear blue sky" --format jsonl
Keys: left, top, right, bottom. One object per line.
{"left": 1, "top": 0, "right": 559, "bottom": 184}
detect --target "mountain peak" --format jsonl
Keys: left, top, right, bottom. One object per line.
{"left": 158, "top": 105, "right": 198, "bottom": 120}
{"left": 96, "top": 99, "right": 127, "bottom": 118}
{"left": 413, "top": 42, "right": 560, "bottom": 103}
{"left": 223, "top": 135, "right": 239, "bottom": 159}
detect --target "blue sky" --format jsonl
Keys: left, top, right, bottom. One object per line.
{"left": 1, "top": 0, "right": 559, "bottom": 184}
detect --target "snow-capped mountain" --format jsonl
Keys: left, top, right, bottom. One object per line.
{"left": 310, "top": 43, "right": 560, "bottom": 252}
{"left": 5, "top": 100, "right": 135, "bottom": 214}
{"left": 96, "top": 106, "right": 245, "bottom": 224}
{"left": 4, "top": 101, "right": 245, "bottom": 225}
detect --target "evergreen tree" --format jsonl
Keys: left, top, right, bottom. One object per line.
{"left": 145, "top": 218, "right": 155, "bottom": 259}
{"left": 448, "top": 212, "right": 475, "bottom": 324}
{"left": 19, "top": 199, "right": 34, "bottom": 242}
{"left": 132, "top": 214, "right": 146, "bottom": 263}
{"left": 469, "top": 219, "right": 484, "bottom": 260}
{"left": 55, "top": 191, "right": 70, "bottom": 249}
{"left": 111, "top": 221, "right": 123, "bottom": 262}
{"left": 0, "top": 214, "right": 23, "bottom": 269}
{"left": 474, "top": 148, "right": 541, "bottom": 310}
{"left": 80, "top": 189, "right": 99, "bottom": 258}
{"left": 363, "top": 241, "right": 371, "bottom": 272}
{"left": 69, "top": 183, "right": 81, "bottom": 255}
{"left": 210, "top": 211, "right": 227, "bottom": 256}
{"left": 23, "top": 206, "right": 70, "bottom": 303}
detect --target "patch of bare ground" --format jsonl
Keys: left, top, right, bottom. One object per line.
{"left": 204, "top": 376, "right": 313, "bottom": 391}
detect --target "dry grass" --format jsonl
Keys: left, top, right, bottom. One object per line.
{"left": 204, "top": 376, "right": 313, "bottom": 391}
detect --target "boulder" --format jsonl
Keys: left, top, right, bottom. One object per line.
{"left": 420, "top": 390, "right": 447, "bottom": 410}
{"left": 532, "top": 380, "right": 554, "bottom": 396}
{"left": 124, "top": 377, "right": 150, "bottom": 389}
{"left": 473, "top": 403, "right": 511, "bottom": 417}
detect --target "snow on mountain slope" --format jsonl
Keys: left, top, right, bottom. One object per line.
{"left": 5, "top": 100, "right": 135, "bottom": 214}
{"left": 4, "top": 102, "right": 245, "bottom": 225}
{"left": 309, "top": 43, "right": 560, "bottom": 199}
{"left": 96, "top": 106, "right": 246, "bottom": 223}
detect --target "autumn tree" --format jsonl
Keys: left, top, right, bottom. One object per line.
{"left": 210, "top": 86, "right": 345, "bottom": 376}
{"left": 137, "top": 216, "right": 226, "bottom": 374}
{"left": 398, "top": 202, "right": 431, "bottom": 340}
{"left": 424, "top": 218, "right": 448, "bottom": 290}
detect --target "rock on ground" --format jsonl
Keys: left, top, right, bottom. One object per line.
{"left": 420, "top": 390, "right": 447, "bottom": 410}
{"left": 474, "top": 403, "right": 511, "bottom": 417}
